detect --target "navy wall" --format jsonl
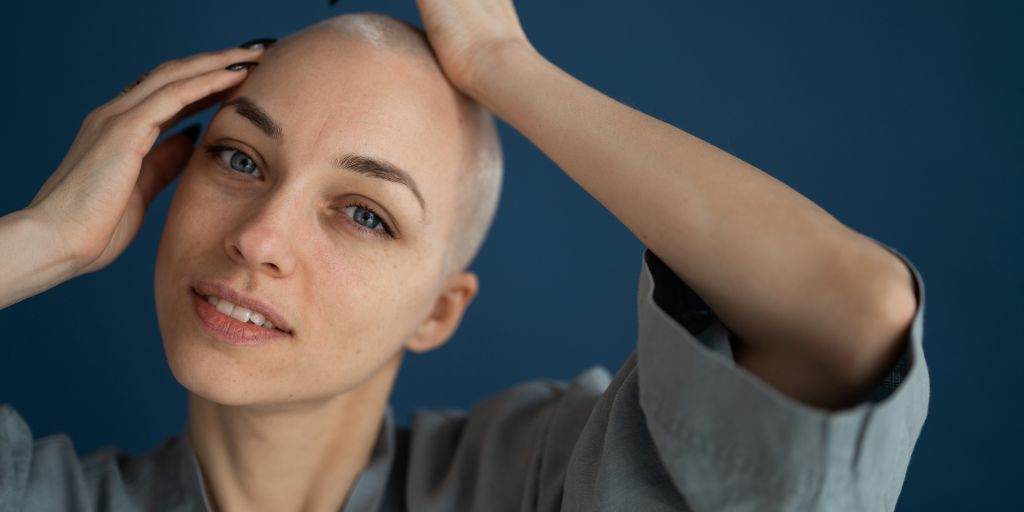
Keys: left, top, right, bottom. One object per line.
{"left": 1, "top": 1, "right": 1020, "bottom": 509}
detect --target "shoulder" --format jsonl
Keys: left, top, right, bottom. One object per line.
{"left": 0, "top": 405, "right": 205, "bottom": 512}
{"left": 409, "top": 366, "right": 613, "bottom": 440}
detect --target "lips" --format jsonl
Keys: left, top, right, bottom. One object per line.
{"left": 192, "top": 280, "right": 294, "bottom": 334}
{"left": 192, "top": 291, "right": 289, "bottom": 345}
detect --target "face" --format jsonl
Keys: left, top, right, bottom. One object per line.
{"left": 154, "top": 30, "right": 478, "bottom": 408}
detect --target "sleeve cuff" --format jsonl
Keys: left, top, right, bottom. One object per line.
{"left": 634, "top": 240, "right": 930, "bottom": 510}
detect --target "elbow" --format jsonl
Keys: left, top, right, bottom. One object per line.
{"left": 831, "top": 258, "right": 919, "bottom": 395}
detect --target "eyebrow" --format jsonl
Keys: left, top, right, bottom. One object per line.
{"left": 223, "top": 96, "right": 426, "bottom": 218}
{"left": 334, "top": 153, "right": 426, "bottom": 216}
{"left": 225, "top": 97, "right": 282, "bottom": 141}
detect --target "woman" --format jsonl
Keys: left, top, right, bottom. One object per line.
{"left": 0, "top": 1, "right": 929, "bottom": 511}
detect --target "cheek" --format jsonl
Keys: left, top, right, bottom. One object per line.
{"left": 304, "top": 250, "right": 428, "bottom": 365}
{"left": 157, "top": 185, "right": 212, "bottom": 277}
{"left": 154, "top": 172, "right": 232, "bottom": 338}
{"left": 158, "top": 165, "right": 240, "bottom": 257}
{"left": 308, "top": 249, "right": 391, "bottom": 343}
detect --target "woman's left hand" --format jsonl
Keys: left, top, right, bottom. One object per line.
{"left": 414, "top": 0, "right": 534, "bottom": 95}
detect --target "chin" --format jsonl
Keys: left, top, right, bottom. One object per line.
{"left": 162, "top": 336, "right": 268, "bottom": 407}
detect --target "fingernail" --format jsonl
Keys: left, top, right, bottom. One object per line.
{"left": 239, "top": 38, "right": 276, "bottom": 50}
{"left": 328, "top": 0, "right": 340, "bottom": 6}
{"left": 225, "top": 61, "right": 259, "bottom": 71}
{"left": 182, "top": 123, "right": 202, "bottom": 141}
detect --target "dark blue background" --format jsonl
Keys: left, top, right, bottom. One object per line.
{"left": 2, "top": 1, "right": 1020, "bottom": 509}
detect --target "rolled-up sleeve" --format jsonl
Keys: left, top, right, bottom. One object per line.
{"left": 636, "top": 240, "right": 930, "bottom": 511}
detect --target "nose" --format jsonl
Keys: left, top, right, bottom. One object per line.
{"left": 224, "top": 192, "right": 298, "bottom": 278}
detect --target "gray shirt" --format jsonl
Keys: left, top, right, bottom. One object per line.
{"left": 1, "top": 242, "right": 929, "bottom": 511}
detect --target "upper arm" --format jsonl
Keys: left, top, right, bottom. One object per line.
{"left": 633, "top": 244, "right": 929, "bottom": 511}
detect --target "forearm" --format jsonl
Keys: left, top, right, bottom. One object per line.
{"left": 467, "top": 43, "right": 916, "bottom": 406}
{"left": 0, "top": 209, "right": 78, "bottom": 309}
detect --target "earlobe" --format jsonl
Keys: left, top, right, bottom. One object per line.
{"left": 404, "top": 271, "right": 479, "bottom": 354}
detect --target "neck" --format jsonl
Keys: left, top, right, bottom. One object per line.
{"left": 187, "top": 355, "right": 400, "bottom": 512}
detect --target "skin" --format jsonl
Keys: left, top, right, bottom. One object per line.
{"left": 0, "top": 0, "right": 919, "bottom": 510}
{"left": 154, "top": 29, "right": 482, "bottom": 511}
{"left": 417, "top": 0, "right": 916, "bottom": 407}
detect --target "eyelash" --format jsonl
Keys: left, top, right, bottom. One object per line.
{"left": 202, "top": 143, "right": 396, "bottom": 239}
{"left": 340, "top": 202, "right": 396, "bottom": 239}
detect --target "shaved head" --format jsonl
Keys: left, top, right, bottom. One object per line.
{"left": 290, "top": 13, "right": 504, "bottom": 276}
{"left": 158, "top": 9, "right": 504, "bottom": 414}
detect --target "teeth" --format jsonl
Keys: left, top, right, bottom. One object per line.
{"left": 206, "top": 295, "right": 278, "bottom": 331}
{"left": 230, "top": 306, "right": 252, "bottom": 323}
{"left": 215, "top": 300, "right": 234, "bottom": 316}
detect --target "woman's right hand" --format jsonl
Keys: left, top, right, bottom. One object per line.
{"left": 23, "top": 45, "right": 266, "bottom": 279}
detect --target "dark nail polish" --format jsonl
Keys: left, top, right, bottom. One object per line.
{"left": 239, "top": 38, "right": 276, "bottom": 50}
{"left": 181, "top": 124, "right": 202, "bottom": 141}
{"left": 328, "top": 0, "right": 340, "bottom": 6}
{"left": 225, "top": 61, "right": 259, "bottom": 71}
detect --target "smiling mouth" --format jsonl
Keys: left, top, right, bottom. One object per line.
{"left": 191, "top": 288, "right": 292, "bottom": 335}
{"left": 203, "top": 294, "right": 282, "bottom": 331}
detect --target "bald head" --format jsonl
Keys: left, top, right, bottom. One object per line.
{"left": 275, "top": 13, "right": 504, "bottom": 276}
{"left": 315, "top": 13, "right": 437, "bottom": 58}
{"left": 158, "top": 12, "right": 508, "bottom": 409}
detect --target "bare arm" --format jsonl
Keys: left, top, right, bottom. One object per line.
{"left": 0, "top": 209, "right": 77, "bottom": 309}
{"left": 417, "top": 1, "right": 917, "bottom": 410}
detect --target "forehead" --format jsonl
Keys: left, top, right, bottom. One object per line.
{"left": 216, "top": 31, "right": 471, "bottom": 208}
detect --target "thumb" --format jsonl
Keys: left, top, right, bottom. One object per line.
{"left": 137, "top": 124, "right": 200, "bottom": 207}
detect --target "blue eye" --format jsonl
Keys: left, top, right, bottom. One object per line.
{"left": 205, "top": 144, "right": 262, "bottom": 178}
{"left": 351, "top": 205, "right": 380, "bottom": 229}
{"left": 341, "top": 204, "right": 394, "bottom": 238}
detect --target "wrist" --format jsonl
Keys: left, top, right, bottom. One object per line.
{"left": 16, "top": 207, "right": 80, "bottom": 281}
{"left": 460, "top": 39, "right": 545, "bottom": 106}
{"left": 0, "top": 208, "right": 78, "bottom": 308}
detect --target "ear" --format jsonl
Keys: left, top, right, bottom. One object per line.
{"left": 404, "top": 271, "right": 479, "bottom": 354}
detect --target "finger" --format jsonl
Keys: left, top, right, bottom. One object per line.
{"left": 137, "top": 125, "right": 200, "bottom": 207}
{"left": 156, "top": 86, "right": 235, "bottom": 134}
{"left": 106, "top": 45, "right": 265, "bottom": 113}
{"left": 114, "top": 64, "right": 255, "bottom": 157}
